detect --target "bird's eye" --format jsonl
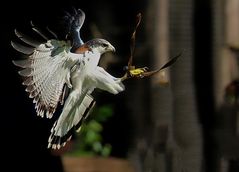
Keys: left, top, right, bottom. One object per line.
{"left": 102, "top": 43, "right": 108, "bottom": 47}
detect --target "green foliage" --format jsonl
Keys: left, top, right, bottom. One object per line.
{"left": 66, "top": 104, "right": 113, "bottom": 157}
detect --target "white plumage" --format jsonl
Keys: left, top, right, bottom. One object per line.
{"left": 12, "top": 26, "right": 124, "bottom": 149}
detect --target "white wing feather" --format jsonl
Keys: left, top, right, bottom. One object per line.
{"left": 13, "top": 40, "right": 83, "bottom": 118}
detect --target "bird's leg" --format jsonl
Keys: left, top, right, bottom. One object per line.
{"left": 120, "top": 74, "right": 128, "bottom": 82}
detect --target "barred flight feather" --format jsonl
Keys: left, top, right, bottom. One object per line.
{"left": 12, "top": 37, "right": 82, "bottom": 119}
{"left": 14, "top": 29, "right": 41, "bottom": 47}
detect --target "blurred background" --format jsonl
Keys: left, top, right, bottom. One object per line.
{"left": 2, "top": 0, "right": 239, "bottom": 172}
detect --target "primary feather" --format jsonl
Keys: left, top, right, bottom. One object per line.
{"left": 13, "top": 39, "right": 82, "bottom": 119}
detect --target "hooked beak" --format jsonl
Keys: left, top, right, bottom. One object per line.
{"left": 108, "top": 44, "right": 116, "bottom": 52}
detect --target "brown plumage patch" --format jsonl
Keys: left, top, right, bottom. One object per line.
{"left": 74, "top": 44, "right": 90, "bottom": 54}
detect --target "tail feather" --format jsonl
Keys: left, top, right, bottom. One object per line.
{"left": 48, "top": 94, "right": 95, "bottom": 149}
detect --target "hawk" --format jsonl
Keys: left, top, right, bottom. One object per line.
{"left": 12, "top": 9, "right": 125, "bottom": 149}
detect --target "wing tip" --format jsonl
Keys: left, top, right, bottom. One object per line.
{"left": 11, "top": 41, "right": 35, "bottom": 55}
{"left": 12, "top": 60, "right": 19, "bottom": 67}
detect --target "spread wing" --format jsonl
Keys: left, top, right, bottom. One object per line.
{"left": 12, "top": 36, "right": 84, "bottom": 119}
{"left": 12, "top": 8, "right": 87, "bottom": 119}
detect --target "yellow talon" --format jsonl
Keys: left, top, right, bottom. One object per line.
{"left": 121, "top": 67, "right": 149, "bottom": 81}
{"left": 129, "top": 67, "right": 148, "bottom": 77}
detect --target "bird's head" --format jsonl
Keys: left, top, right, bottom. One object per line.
{"left": 85, "top": 38, "right": 115, "bottom": 54}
